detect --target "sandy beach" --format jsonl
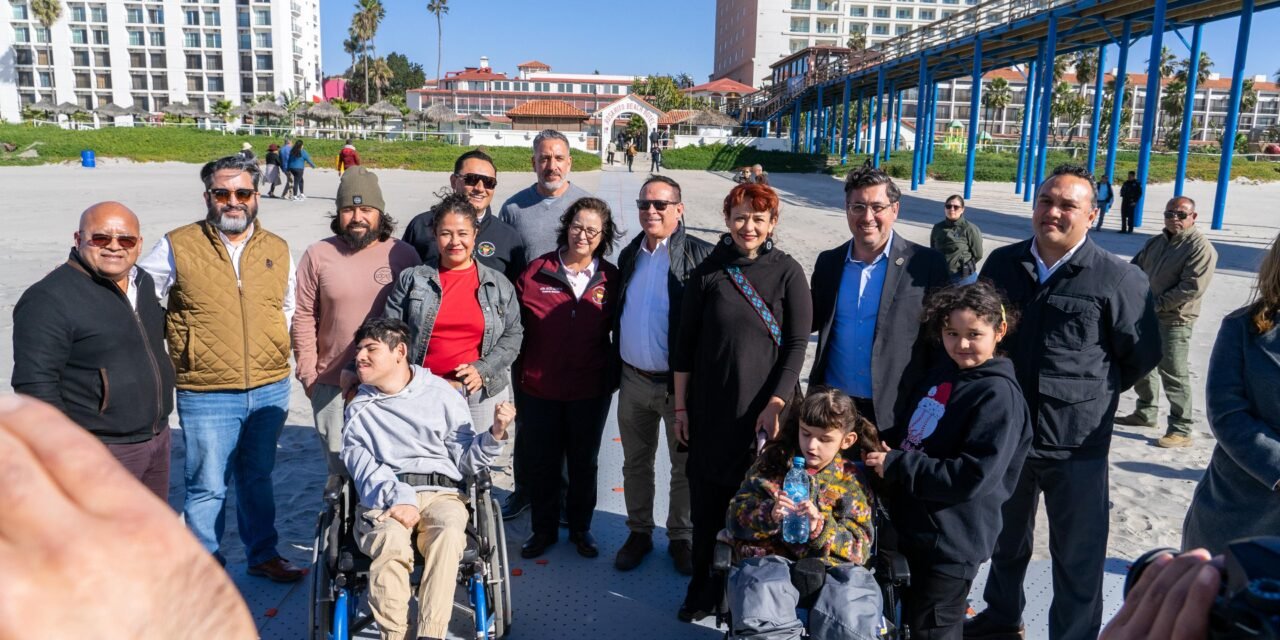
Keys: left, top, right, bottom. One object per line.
{"left": 0, "top": 157, "right": 1272, "bottom": 637}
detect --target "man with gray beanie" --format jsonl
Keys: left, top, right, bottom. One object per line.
{"left": 293, "top": 166, "right": 421, "bottom": 473}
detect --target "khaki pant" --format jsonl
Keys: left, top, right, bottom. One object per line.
{"left": 617, "top": 365, "right": 692, "bottom": 541}
{"left": 355, "top": 491, "right": 469, "bottom": 640}
{"left": 310, "top": 383, "right": 347, "bottom": 475}
{"left": 1133, "top": 321, "right": 1195, "bottom": 436}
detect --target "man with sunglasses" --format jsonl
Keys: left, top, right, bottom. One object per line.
{"left": 1116, "top": 196, "right": 1217, "bottom": 448}
{"left": 612, "top": 175, "right": 711, "bottom": 575}
{"left": 12, "top": 202, "right": 176, "bottom": 499}
{"left": 138, "top": 155, "right": 304, "bottom": 583}
{"left": 809, "top": 166, "right": 949, "bottom": 430}
{"left": 403, "top": 149, "right": 526, "bottom": 282}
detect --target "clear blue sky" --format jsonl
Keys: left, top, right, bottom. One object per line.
{"left": 319, "top": 2, "right": 1280, "bottom": 85}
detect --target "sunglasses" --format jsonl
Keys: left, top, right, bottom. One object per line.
{"left": 1163, "top": 210, "right": 1191, "bottom": 220}
{"left": 944, "top": 204, "right": 963, "bottom": 210}
{"left": 456, "top": 173, "right": 497, "bottom": 190}
{"left": 207, "top": 188, "right": 257, "bottom": 204}
{"left": 637, "top": 199, "right": 680, "bottom": 211}
{"left": 86, "top": 233, "right": 139, "bottom": 250}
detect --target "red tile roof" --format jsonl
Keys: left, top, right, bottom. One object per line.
{"left": 506, "top": 100, "right": 589, "bottom": 119}
{"left": 685, "top": 78, "right": 756, "bottom": 95}
{"left": 517, "top": 60, "right": 551, "bottom": 69}
{"left": 445, "top": 68, "right": 509, "bottom": 82}
{"left": 658, "top": 109, "right": 698, "bottom": 126}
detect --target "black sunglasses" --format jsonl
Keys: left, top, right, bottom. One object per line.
{"left": 637, "top": 199, "right": 680, "bottom": 211}
{"left": 1163, "top": 210, "right": 1191, "bottom": 220}
{"left": 944, "top": 204, "right": 963, "bottom": 210}
{"left": 456, "top": 173, "right": 497, "bottom": 190}
{"left": 207, "top": 188, "right": 257, "bottom": 204}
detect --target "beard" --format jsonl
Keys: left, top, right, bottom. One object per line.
{"left": 206, "top": 202, "right": 258, "bottom": 235}
{"left": 341, "top": 221, "right": 380, "bottom": 251}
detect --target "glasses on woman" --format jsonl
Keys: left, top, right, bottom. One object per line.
{"left": 569, "top": 224, "right": 602, "bottom": 239}
{"left": 944, "top": 204, "right": 963, "bottom": 210}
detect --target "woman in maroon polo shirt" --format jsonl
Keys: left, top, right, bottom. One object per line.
{"left": 515, "top": 196, "right": 623, "bottom": 560}
{"left": 383, "top": 192, "right": 523, "bottom": 430}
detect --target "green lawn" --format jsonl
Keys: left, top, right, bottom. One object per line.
{"left": 0, "top": 124, "right": 602, "bottom": 171}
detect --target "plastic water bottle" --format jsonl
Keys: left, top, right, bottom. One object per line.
{"left": 782, "top": 456, "right": 810, "bottom": 544}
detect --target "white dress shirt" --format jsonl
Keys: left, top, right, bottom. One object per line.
{"left": 138, "top": 223, "right": 297, "bottom": 325}
{"left": 1030, "top": 235, "right": 1089, "bottom": 283}
{"left": 559, "top": 253, "right": 598, "bottom": 300}
{"left": 619, "top": 237, "right": 671, "bottom": 372}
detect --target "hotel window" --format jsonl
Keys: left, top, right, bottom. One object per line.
{"left": 920, "top": 9, "right": 935, "bottom": 19}
{"left": 12, "top": 3, "right": 28, "bottom": 19}
{"left": 148, "top": 7, "right": 162, "bottom": 22}
{"left": 93, "top": 29, "right": 108, "bottom": 44}
{"left": 187, "top": 75, "right": 204, "bottom": 91}
{"left": 75, "top": 72, "right": 91, "bottom": 89}
{"left": 205, "top": 10, "right": 220, "bottom": 25}
{"left": 789, "top": 39, "right": 807, "bottom": 53}
{"left": 36, "top": 26, "right": 49, "bottom": 42}
{"left": 150, "top": 30, "right": 164, "bottom": 46}
{"left": 72, "top": 49, "right": 90, "bottom": 66}
{"left": 187, "top": 53, "right": 202, "bottom": 69}
{"left": 850, "top": 6, "right": 865, "bottom": 16}
{"left": 255, "top": 53, "right": 271, "bottom": 69}
{"left": 95, "top": 51, "right": 109, "bottom": 66}
{"left": 895, "top": 25, "right": 910, "bottom": 35}
{"left": 255, "top": 32, "right": 271, "bottom": 47}
{"left": 557, "top": 83, "right": 571, "bottom": 93}
{"left": 790, "top": 0, "right": 810, "bottom": 9}
{"left": 256, "top": 76, "right": 273, "bottom": 92}
{"left": 14, "top": 26, "right": 31, "bottom": 43}
{"left": 90, "top": 5, "right": 106, "bottom": 22}
{"left": 130, "top": 51, "right": 146, "bottom": 67}
{"left": 185, "top": 10, "right": 199, "bottom": 25}
{"left": 208, "top": 32, "right": 223, "bottom": 47}
{"left": 151, "top": 52, "right": 166, "bottom": 67}
{"left": 71, "top": 28, "right": 88, "bottom": 44}
{"left": 151, "top": 73, "right": 167, "bottom": 90}
{"left": 897, "top": 8, "right": 912, "bottom": 18}
{"left": 207, "top": 53, "right": 222, "bottom": 69}
{"left": 207, "top": 75, "right": 224, "bottom": 91}
{"left": 534, "top": 82, "right": 550, "bottom": 92}
{"left": 18, "top": 71, "right": 34, "bottom": 87}
{"left": 95, "top": 73, "right": 111, "bottom": 89}
{"left": 129, "top": 29, "right": 145, "bottom": 45}
{"left": 941, "top": 10, "right": 954, "bottom": 17}
{"left": 71, "top": 5, "right": 86, "bottom": 21}
{"left": 39, "top": 71, "right": 53, "bottom": 87}
{"left": 849, "top": 22, "right": 866, "bottom": 33}
{"left": 790, "top": 17, "right": 809, "bottom": 32}
{"left": 237, "top": 10, "right": 248, "bottom": 26}
{"left": 255, "top": 9, "right": 269, "bottom": 25}
{"left": 16, "top": 49, "right": 33, "bottom": 65}
{"left": 185, "top": 31, "right": 199, "bottom": 47}
{"left": 872, "top": 23, "right": 889, "bottom": 34}
{"left": 873, "top": 7, "right": 889, "bottom": 17}
{"left": 129, "top": 7, "right": 145, "bottom": 23}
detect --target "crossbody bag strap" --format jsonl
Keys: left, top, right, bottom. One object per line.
{"left": 725, "top": 266, "right": 782, "bottom": 347}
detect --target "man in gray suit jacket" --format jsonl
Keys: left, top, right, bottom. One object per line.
{"left": 809, "top": 166, "right": 950, "bottom": 430}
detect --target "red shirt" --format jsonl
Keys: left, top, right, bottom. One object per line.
{"left": 423, "top": 262, "right": 484, "bottom": 378}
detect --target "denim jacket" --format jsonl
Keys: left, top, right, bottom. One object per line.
{"left": 383, "top": 260, "right": 523, "bottom": 395}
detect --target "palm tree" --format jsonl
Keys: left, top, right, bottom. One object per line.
{"left": 982, "top": 76, "right": 1012, "bottom": 136}
{"left": 343, "top": 29, "right": 362, "bottom": 76}
{"left": 427, "top": 0, "right": 449, "bottom": 83}
{"left": 1074, "top": 49, "right": 1098, "bottom": 94}
{"left": 351, "top": 0, "right": 384, "bottom": 104}
{"left": 846, "top": 32, "right": 867, "bottom": 52}
{"left": 30, "top": 0, "right": 62, "bottom": 102}
{"left": 1177, "top": 52, "right": 1213, "bottom": 86}
{"left": 1240, "top": 78, "right": 1258, "bottom": 126}
{"left": 370, "top": 57, "right": 394, "bottom": 102}
{"left": 1155, "top": 46, "right": 1178, "bottom": 79}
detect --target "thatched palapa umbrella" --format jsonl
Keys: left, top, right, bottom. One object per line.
{"left": 250, "top": 101, "right": 287, "bottom": 119}
{"left": 54, "top": 101, "right": 85, "bottom": 116}
{"left": 96, "top": 103, "right": 129, "bottom": 118}
{"left": 307, "top": 101, "right": 342, "bottom": 122}
{"left": 420, "top": 102, "right": 460, "bottom": 128}
{"left": 366, "top": 100, "right": 402, "bottom": 119}
{"left": 681, "top": 109, "right": 738, "bottom": 127}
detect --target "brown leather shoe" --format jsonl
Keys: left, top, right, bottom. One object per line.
{"left": 247, "top": 557, "right": 307, "bottom": 583}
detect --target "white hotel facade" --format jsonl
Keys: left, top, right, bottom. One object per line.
{"left": 1, "top": 0, "right": 322, "bottom": 122}
{"left": 714, "top": 0, "right": 980, "bottom": 89}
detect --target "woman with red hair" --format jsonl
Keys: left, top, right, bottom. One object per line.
{"left": 671, "top": 182, "right": 814, "bottom": 622}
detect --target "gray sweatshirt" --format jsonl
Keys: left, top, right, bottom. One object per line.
{"left": 499, "top": 182, "right": 594, "bottom": 260}
{"left": 341, "top": 365, "right": 502, "bottom": 509}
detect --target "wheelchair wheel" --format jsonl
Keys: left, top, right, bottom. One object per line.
{"left": 309, "top": 509, "right": 334, "bottom": 640}
{"left": 491, "top": 495, "right": 513, "bottom": 631}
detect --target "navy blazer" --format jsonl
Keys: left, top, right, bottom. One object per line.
{"left": 979, "top": 237, "right": 1160, "bottom": 459}
{"left": 809, "top": 233, "right": 949, "bottom": 430}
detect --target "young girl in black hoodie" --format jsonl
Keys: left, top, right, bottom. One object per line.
{"left": 864, "top": 281, "right": 1033, "bottom": 640}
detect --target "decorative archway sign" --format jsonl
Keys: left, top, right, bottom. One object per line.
{"left": 595, "top": 94, "right": 664, "bottom": 158}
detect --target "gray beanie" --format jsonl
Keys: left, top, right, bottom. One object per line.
{"left": 336, "top": 166, "right": 386, "bottom": 213}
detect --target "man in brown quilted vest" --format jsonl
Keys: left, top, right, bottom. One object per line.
{"left": 139, "top": 155, "right": 304, "bottom": 582}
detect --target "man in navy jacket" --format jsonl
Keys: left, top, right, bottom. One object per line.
{"left": 965, "top": 165, "right": 1160, "bottom": 640}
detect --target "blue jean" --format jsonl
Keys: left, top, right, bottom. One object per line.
{"left": 177, "top": 377, "right": 290, "bottom": 565}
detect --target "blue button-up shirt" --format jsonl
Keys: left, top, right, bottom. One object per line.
{"left": 826, "top": 232, "right": 893, "bottom": 399}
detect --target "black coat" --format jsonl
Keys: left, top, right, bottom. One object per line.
{"left": 673, "top": 238, "right": 812, "bottom": 487}
{"left": 614, "top": 221, "right": 712, "bottom": 385}
{"left": 979, "top": 237, "right": 1161, "bottom": 459}
{"left": 809, "top": 233, "right": 950, "bottom": 429}
{"left": 402, "top": 208, "right": 527, "bottom": 282}
{"left": 12, "top": 250, "right": 175, "bottom": 443}
{"left": 879, "top": 358, "right": 1033, "bottom": 576}
{"left": 1120, "top": 179, "right": 1142, "bottom": 205}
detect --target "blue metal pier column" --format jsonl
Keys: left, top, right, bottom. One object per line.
{"left": 894, "top": 90, "right": 904, "bottom": 152}
{"left": 1034, "top": 14, "right": 1058, "bottom": 191}
{"left": 790, "top": 102, "right": 801, "bottom": 153}
{"left": 913, "top": 57, "right": 928, "bottom": 190}
{"left": 854, "top": 91, "right": 864, "bottom": 155}
{"left": 816, "top": 84, "right": 826, "bottom": 154}
{"left": 926, "top": 84, "right": 938, "bottom": 167}
{"left": 1213, "top": 0, "right": 1254, "bottom": 229}
{"left": 965, "top": 38, "right": 983, "bottom": 200}
{"left": 1024, "top": 44, "right": 1045, "bottom": 201}
{"left": 841, "top": 78, "right": 852, "bottom": 165}
{"left": 874, "top": 67, "right": 886, "bottom": 168}
{"left": 1105, "top": 19, "right": 1132, "bottom": 196}
{"left": 884, "top": 83, "right": 896, "bottom": 163}
{"left": 1175, "top": 24, "right": 1203, "bottom": 196}
{"left": 1134, "top": 0, "right": 1167, "bottom": 227}
{"left": 1087, "top": 44, "right": 1108, "bottom": 175}
{"left": 1016, "top": 58, "right": 1037, "bottom": 195}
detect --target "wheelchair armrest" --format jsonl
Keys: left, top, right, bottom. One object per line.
{"left": 472, "top": 468, "right": 492, "bottom": 492}
{"left": 323, "top": 474, "right": 345, "bottom": 507}
{"left": 877, "top": 548, "right": 911, "bottom": 588}
{"left": 712, "top": 540, "right": 734, "bottom": 574}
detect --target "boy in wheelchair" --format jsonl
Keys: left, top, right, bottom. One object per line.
{"left": 340, "top": 318, "right": 515, "bottom": 640}
{"left": 720, "top": 388, "right": 883, "bottom": 640}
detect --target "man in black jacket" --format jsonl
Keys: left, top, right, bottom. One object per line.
{"left": 809, "top": 166, "right": 949, "bottom": 430}
{"left": 965, "top": 165, "right": 1160, "bottom": 640}
{"left": 612, "top": 175, "right": 712, "bottom": 575}
{"left": 402, "top": 149, "right": 526, "bottom": 281}
{"left": 12, "top": 202, "right": 176, "bottom": 499}
{"left": 1118, "top": 170, "right": 1142, "bottom": 234}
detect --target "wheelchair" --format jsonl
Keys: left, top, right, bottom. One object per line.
{"left": 711, "top": 495, "right": 911, "bottom": 639}
{"left": 309, "top": 470, "right": 513, "bottom": 640}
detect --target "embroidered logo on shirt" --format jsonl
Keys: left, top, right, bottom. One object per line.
{"left": 478, "top": 241, "right": 496, "bottom": 257}
{"left": 591, "top": 286, "right": 607, "bottom": 306}
{"left": 373, "top": 266, "right": 393, "bottom": 285}
{"left": 902, "top": 383, "right": 952, "bottom": 451}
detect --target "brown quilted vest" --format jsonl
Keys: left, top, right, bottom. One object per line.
{"left": 165, "top": 221, "right": 292, "bottom": 391}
